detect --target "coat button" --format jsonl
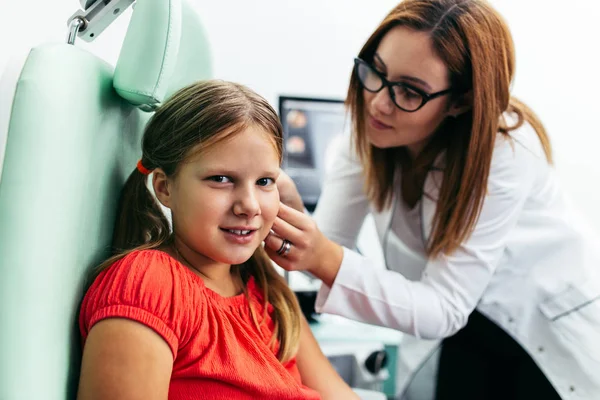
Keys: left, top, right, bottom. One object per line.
{"left": 538, "top": 346, "right": 544, "bottom": 352}
{"left": 508, "top": 317, "right": 514, "bottom": 323}
{"left": 570, "top": 386, "right": 575, "bottom": 392}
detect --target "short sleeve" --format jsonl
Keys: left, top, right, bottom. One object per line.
{"left": 79, "top": 250, "right": 199, "bottom": 359}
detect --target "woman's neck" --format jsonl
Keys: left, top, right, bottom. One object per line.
{"left": 399, "top": 147, "right": 436, "bottom": 209}
{"left": 400, "top": 170, "right": 425, "bottom": 209}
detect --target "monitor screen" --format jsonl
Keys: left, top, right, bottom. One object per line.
{"left": 278, "top": 96, "right": 350, "bottom": 209}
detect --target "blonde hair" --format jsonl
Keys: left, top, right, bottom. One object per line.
{"left": 97, "top": 80, "right": 301, "bottom": 362}
{"left": 347, "top": 0, "right": 552, "bottom": 257}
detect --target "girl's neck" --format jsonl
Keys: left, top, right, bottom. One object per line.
{"left": 168, "top": 236, "right": 243, "bottom": 298}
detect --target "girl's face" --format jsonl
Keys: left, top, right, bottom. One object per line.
{"left": 155, "top": 125, "right": 281, "bottom": 270}
{"left": 362, "top": 26, "right": 454, "bottom": 156}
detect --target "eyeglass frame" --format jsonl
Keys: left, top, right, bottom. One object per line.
{"left": 354, "top": 57, "right": 454, "bottom": 113}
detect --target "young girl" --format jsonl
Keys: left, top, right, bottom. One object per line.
{"left": 76, "top": 80, "right": 358, "bottom": 400}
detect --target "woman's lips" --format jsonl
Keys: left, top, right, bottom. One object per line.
{"left": 369, "top": 115, "right": 393, "bottom": 130}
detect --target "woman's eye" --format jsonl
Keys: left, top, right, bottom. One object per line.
{"left": 257, "top": 177, "right": 275, "bottom": 187}
{"left": 400, "top": 87, "right": 420, "bottom": 99}
{"left": 208, "top": 175, "right": 231, "bottom": 183}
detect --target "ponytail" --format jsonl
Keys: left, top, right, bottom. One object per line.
{"left": 112, "top": 167, "right": 171, "bottom": 251}
{"left": 94, "top": 167, "right": 171, "bottom": 275}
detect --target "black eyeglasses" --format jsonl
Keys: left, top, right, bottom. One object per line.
{"left": 354, "top": 57, "right": 453, "bottom": 112}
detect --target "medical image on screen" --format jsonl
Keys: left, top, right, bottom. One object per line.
{"left": 279, "top": 97, "right": 349, "bottom": 207}
{"left": 285, "top": 110, "right": 315, "bottom": 169}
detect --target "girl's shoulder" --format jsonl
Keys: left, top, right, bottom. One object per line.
{"left": 80, "top": 249, "right": 206, "bottom": 349}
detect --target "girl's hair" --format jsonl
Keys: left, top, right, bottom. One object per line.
{"left": 347, "top": 0, "right": 552, "bottom": 257}
{"left": 97, "top": 80, "right": 302, "bottom": 362}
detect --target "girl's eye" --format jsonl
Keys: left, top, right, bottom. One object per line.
{"left": 257, "top": 177, "right": 275, "bottom": 187}
{"left": 208, "top": 176, "right": 231, "bottom": 183}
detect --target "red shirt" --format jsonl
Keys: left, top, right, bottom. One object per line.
{"left": 80, "top": 249, "right": 321, "bottom": 400}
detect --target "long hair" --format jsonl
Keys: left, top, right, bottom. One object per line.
{"left": 347, "top": 0, "right": 552, "bottom": 257}
{"left": 97, "top": 80, "right": 302, "bottom": 362}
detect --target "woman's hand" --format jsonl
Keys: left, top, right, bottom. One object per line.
{"left": 264, "top": 203, "right": 343, "bottom": 287}
{"left": 276, "top": 169, "right": 305, "bottom": 212}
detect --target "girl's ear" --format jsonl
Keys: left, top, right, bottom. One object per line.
{"left": 152, "top": 168, "right": 172, "bottom": 209}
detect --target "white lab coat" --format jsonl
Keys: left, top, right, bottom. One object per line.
{"left": 313, "top": 118, "right": 600, "bottom": 399}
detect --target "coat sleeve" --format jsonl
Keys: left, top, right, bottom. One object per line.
{"left": 313, "top": 134, "right": 370, "bottom": 250}
{"left": 316, "top": 128, "right": 543, "bottom": 339}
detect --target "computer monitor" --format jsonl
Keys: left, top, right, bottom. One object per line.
{"left": 278, "top": 95, "right": 350, "bottom": 210}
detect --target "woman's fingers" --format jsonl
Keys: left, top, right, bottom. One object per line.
{"left": 270, "top": 214, "right": 305, "bottom": 248}
{"left": 264, "top": 202, "right": 321, "bottom": 272}
{"left": 264, "top": 232, "right": 286, "bottom": 256}
{"left": 277, "top": 202, "right": 311, "bottom": 230}
{"left": 276, "top": 171, "right": 305, "bottom": 212}
{"left": 265, "top": 233, "right": 298, "bottom": 271}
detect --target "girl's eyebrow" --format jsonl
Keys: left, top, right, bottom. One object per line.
{"left": 201, "top": 167, "right": 279, "bottom": 177}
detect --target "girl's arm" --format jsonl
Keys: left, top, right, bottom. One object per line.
{"left": 77, "top": 318, "right": 173, "bottom": 400}
{"left": 296, "top": 316, "right": 360, "bottom": 400}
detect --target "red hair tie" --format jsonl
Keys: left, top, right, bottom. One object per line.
{"left": 136, "top": 159, "right": 152, "bottom": 175}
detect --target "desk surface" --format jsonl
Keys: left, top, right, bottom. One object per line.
{"left": 310, "top": 314, "right": 403, "bottom": 344}
{"left": 311, "top": 314, "right": 402, "bottom": 398}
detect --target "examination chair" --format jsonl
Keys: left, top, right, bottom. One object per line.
{"left": 0, "top": 0, "right": 211, "bottom": 398}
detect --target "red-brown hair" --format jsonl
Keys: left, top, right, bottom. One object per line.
{"left": 347, "top": 0, "right": 552, "bottom": 257}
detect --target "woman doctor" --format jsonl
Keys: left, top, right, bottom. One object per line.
{"left": 264, "top": 0, "right": 600, "bottom": 399}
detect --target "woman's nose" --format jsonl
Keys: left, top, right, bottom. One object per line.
{"left": 370, "top": 88, "right": 395, "bottom": 116}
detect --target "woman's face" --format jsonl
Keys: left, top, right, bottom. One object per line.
{"left": 362, "top": 26, "right": 454, "bottom": 156}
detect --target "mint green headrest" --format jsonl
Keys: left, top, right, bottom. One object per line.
{"left": 113, "top": 0, "right": 213, "bottom": 110}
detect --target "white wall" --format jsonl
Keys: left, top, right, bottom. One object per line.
{"left": 492, "top": 1, "right": 600, "bottom": 226}
{"left": 1, "top": 0, "right": 600, "bottom": 229}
